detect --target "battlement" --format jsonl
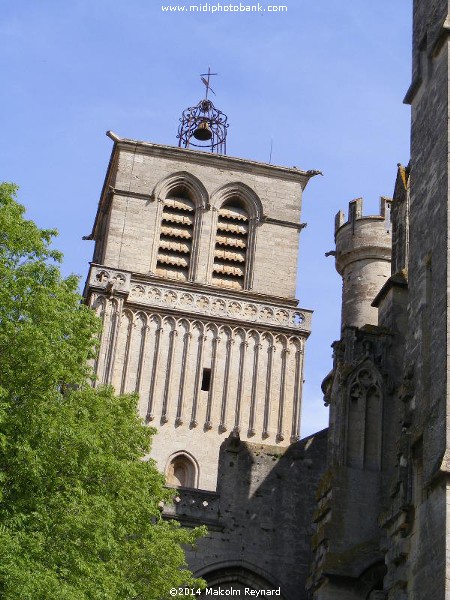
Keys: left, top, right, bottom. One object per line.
{"left": 333, "top": 197, "right": 392, "bottom": 330}
{"left": 335, "top": 198, "right": 392, "bottom": 276}
{"left": 335, "top": 197, "right": 392, "bottom": 235}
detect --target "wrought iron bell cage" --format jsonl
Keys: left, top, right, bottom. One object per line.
{"left": 177, "top": 98, "right": 228, "bottom": 154}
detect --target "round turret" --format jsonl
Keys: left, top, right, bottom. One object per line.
{"left": 334, "top": 197, "right": 392, "bottom": 330}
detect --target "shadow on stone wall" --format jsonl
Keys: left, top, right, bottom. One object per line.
{"left": 164, "top": 429, "right": 328, "bottom": 600}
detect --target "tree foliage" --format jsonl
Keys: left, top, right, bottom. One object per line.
{"left": 0, "top": 183, "right": 204, "bottom": 599}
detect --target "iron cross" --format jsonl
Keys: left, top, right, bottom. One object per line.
{"left": 200, "top": 67, "right": 218, "bottom": 99}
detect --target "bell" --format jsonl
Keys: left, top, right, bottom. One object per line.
{"left": 193, "top": 120, "right": 212, "bottom": 141}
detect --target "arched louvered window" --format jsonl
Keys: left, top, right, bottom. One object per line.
{"left": 155, "top": 187, "right": 195, "bottom": 281}
{"left": 212, "top": 200, "right": 249, "bottom": 290}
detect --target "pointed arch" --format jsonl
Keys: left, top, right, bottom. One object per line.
{"left": 91, "top": 294, "right": 106, "bottom": 317}
{"left": 166, "top": 451, "right": 199, "bottom": 489}
{"left": 346, "top": 363, "right": 383, "bottom": 471}
{"left": 208, "top": 183, "right": 263, "bottom": 290}
{"left": 210, "top": 182, "right": 263, "bottom": 221}
{"left": 151, "top": 171, "right": 209, "bottom": 210}
{"left": 151, "top": 172, "right": 209, "bottom": 282}
{"left": 196, "top": 562, "right": 283, "bottom": 597}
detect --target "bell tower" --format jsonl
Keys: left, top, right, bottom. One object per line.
{"left": 84, "top": 85, "right": 318, "bottom": 491}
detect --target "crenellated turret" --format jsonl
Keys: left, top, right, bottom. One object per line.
{"left": 334, "top": 197, "right": 392, "bottom": 330}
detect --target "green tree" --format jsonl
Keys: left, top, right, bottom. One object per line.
{"left": 0, "top": 183, "right": 205, "bottom": 599}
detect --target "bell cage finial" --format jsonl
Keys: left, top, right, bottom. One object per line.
{"left": 177, "top": 67, "right": 229, "bottom": 154}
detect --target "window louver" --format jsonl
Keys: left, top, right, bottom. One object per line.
{"left": 212, "top": 203, "right": 248, "bottom": 290}
{"left": 156, "top": 197, "right": 194, "bottom": 281}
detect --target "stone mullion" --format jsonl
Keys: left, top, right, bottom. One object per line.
{"left": 135, "top": 323, "right": 149, "bottom": 393}
{"left": 277, "top": 347, "right": 289, "bottom": 442}
{"left": 219, "top": 337, "right": 234, "bottom": 432}
{"left": 161, "top": 328, "right": 178, "bottom": 423}
{"left": 104, "top": 299, "right": 122, "bottom": 385}
{"left": 146, "top": 324, "right": 163, "bottom": 422}
{"left": 120, "top": 316, "right": 135, "bottom": 394}
{"left": 263, "top": 344, "right": 276, "bottom": 439}
{"left": 90, "top": 295, "right": 106, "bottom": 382}
{"left": 149, "top": 198, "right": 165, "bottom": 274}
{"left": 234, "top": 340, "right": 248, "bottom": 433}
{"left": 248, "top": 341, "right": 261, "bottom": 436}
{"left": 360, "top": 391, "right": 368, "bottom": 470}
{"left": 175, "top": 331, "right": 192, "bottom": 426}
{"left": 290, "top": 344, "right": 302, "bottom": 443}
{"left": 206, "top": 207, "right": 219, "bottom": 285}
{"left": 245, "top": 217, "right": 258, "bottom": 290}
{"left": 205, "top": 336, "right": 221, "bottom": 429}
{"left": 95, "top": 298, "right": 113, "bottom": 385}
{"left": 190, "top": 333, "right": 207, "bottom": 427}
{"left": 189, "top": 209, "right": 202, "bottom": 281}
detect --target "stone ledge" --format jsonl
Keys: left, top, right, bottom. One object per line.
{"left": 162, "top": 487, "right": 222, "bottom": 530}
{"left": 87, "top": 264, "right": 312, "bottom": 334}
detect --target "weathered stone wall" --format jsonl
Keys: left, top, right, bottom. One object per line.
{"left": 91, "top": 138, "right": 313, "bottom": 300}
{"left": 391, "top": 1, "right": 450, "bottom": 597}
{"left": 87, "top": 269, "right": 311, "bottom": 490}
{"left": 310, "top": 327, "right": 392, "bottom": 599}
{"left": 311, "top": 4, "right": 450, "bottom": 597}
{"left": 162, "top": 430, "right": 328, "bottom": 600}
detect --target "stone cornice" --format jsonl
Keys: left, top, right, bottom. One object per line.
{"left": 86, "top": 264, "right": 312, "bottom": 335}
{"left": 106, "top": 130, "right": 321, "bottom": 186}
{"left": 109, "top": 186, "right": 153, "bottom": 201}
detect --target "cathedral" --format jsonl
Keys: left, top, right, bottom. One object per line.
{"left": 83, "top": 1, "right": 450, "bottom": 598}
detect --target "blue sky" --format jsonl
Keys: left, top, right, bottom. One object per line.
{"left": 0, "top": 0, "right": 411, "bottom": 436}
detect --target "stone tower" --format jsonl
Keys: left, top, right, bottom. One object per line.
{"left": 83, "top": 130, "right": 316, "bottom": 492}
{"left": 308, "top": 199, "right": 393, "bottom": 599}
{"left": 335, "top": 197, "right": 392, "bottom": 330}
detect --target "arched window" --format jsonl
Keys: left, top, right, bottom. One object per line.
{"left": 166, "top": 453, "right": 198, "bottom": 488}
{"left": 155, "top": 186, "right": 195, "bottom": 282}
{"left": 346, "top": 367, "right": 382, "bottom": 471}
{"left": 212, "top": 199, "right": 249, "bottom": 290}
